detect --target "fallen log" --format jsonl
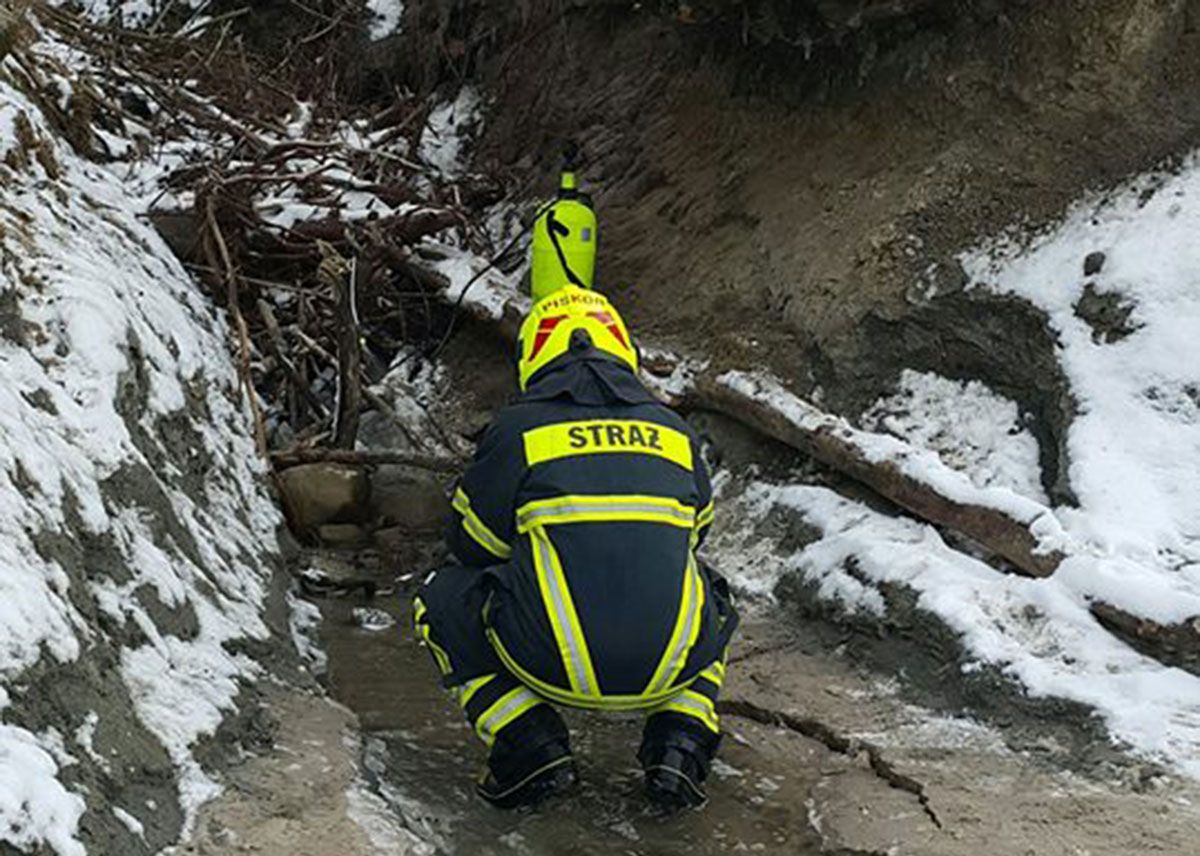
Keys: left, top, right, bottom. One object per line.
{"left": 1091, "top": 601, "right": 1200, "bottom": 678}
{"left": 682, "top": 371, "right": 1067, "bottom": 578}
{"left": 270, "top": 447, "right": 462, "bottom": 473}
{"left": 408, "top": 257, "right": 1067, "bottom": 578}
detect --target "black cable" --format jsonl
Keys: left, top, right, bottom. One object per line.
{"left": 423, "top": 200, "right": 552, "bottom": 363}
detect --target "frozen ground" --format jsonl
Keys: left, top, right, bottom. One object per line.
{"left": 1, "top": 15, "right": 324, "bottom": 854}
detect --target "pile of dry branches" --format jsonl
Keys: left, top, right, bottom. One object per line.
{"left": 27, "top": 2, "right": 506, "bottom": 468}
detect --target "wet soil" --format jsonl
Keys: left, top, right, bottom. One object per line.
{"left": 162, "top": 684, "right": 420, "bottom": 856}
{"left": 446, "top": 0, "right": 1200, "bottom": 390}
{"left": 304, "top": 548, "right": 1200, "bottom": 856}
{"left": 318, "top": 581, "right": 825, "bottom": 855}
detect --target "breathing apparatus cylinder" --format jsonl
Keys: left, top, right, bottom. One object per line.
{"left": 530, "top": 146, "right": 598, "bottom": 304}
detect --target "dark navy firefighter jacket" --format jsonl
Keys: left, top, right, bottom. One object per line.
{"left": 447, "top": 346, "right": 736, "bottom": 711}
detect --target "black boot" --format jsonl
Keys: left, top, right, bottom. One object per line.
{"left": 638, "top": 714, "right": 720, "bottom": 812}
{"left": 476, "top": 738, "right": 577, "bottom": 809}
{"left": 477, "top": 706, "right": 577, "bottom": 810}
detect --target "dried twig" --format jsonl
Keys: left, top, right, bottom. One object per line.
{"left": 204, "top": 198, "right": 269, "bottom": 456}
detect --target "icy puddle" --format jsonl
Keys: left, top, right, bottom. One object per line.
{"left": 317, "top": 594, "right": 822, "bottom": 855}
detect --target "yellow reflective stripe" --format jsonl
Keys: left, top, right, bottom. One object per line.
{"left": 413, "top": 597, "right": 428, "bottom": 623}
{"left": 474, "top": 686, "right": 542, "bottom": 746}
{"left": 530, "top": 527, "right": 599, "bottom": 697}
{"left": 487, "top": 628, "right": 698, "bottom": 712}
{"left": 522, "top": 420, "right": 693, "bottom": 471}
{"left": 700, "top": 659, "right": 726, "bottom": 687}
{"left": 452, "top": 487, "right": 512, "bottom": 559}
{"left": 457, "top": 674, "right": 495, "bottom": 708}
{"left": 697, "top": 501, "right": 715, "bottom": 528}
{"left": 654, "top": 689, "right": 720, "bottom": 733}
{"left": 644, "top": 554, "right": 705, "bottom": 696}
{"left": 516, "top": 494, "right": 695, "bottom": 532}
{"left": 416, "top": 620, "right": 453, "bottom": 677}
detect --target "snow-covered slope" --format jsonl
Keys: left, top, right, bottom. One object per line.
{"left": 965, "top": 162, "right": 1200, "bottom": 586}
{"left": 1, "top": 27, "right": 285, "bottom": 856}
{"left": 710, "top": 157, "right": 1200, "bottom": 779}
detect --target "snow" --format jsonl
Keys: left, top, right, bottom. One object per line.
{"left": 67, "top": 0, "right": 208, "bottom": 29}
{"left": 861, "top": 369, "right": 1048, "bottom": 503}
{"left": 418, "top": 88, "right": 483, "bottom": 180}
{"left": 366, "top": 0, "right": 404, "bottom": 41}
{"left": 287, "top": 590, "right": 328, "bottom": 675}
{"left": 963, "top": 158, "right": 1200, "bottom": 578}
{"left": 111, "top": 806, "right": 146, "bottom": 840}
{"left": 73, "top": 713, "right": 112, "bottom": 775}
{"left": 708, "top": 159, "right": 1200, "bottom": 777}
{"left": 416, "top": 242, "right": 528, "bottom": 323}
{"left": 0, "top": 725, "right": 86, "bottom": 856}
{"left": 717, "top": 482, "right": 1200, "bottom": 776}
{"left": 1, "top": 27, "right": 282, "bottom": 854}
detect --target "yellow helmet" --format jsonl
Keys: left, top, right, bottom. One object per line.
{"left": 517, "top": 285, "right": 638, "bottom": 390}
{"left": 529, "top": 171, "right": 597, "bottom": 303}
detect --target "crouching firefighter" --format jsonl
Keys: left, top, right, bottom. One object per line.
{"left": 414, "top": 285, "right": 738, "bottom": 809}
{"left": 413, "top": 165, "right": 737, "bottom": 810}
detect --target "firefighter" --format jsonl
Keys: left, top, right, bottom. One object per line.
{"left": 413, "top": 160, "right": 737, "bottom": 811}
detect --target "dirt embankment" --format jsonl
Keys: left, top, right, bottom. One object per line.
{"left": 390, "top": 0, "right": 1200, "bottom": 501}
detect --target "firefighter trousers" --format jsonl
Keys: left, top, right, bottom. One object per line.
{"left": 412, "top": 563, "right": 727, "bottom": 780}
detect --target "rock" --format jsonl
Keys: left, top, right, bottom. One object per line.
{"left": 351, "top": 607, "right": 397, "bottom": 632}
{"left": 357, "top": 410, "right": 414, "bottom": 451}
{"left": 1083, "top": 251, "right": 1107, "bottom": 276}
{"left": 1073, "top": 283, "right": 1139, "bottom": 344}
{"left": 316, "top": 523, "right": 371, "bottom": 547}
{"left": 368, "top": 464, "right": 450, "bottom": 531}
{"left": 372, "top": 526, "right": 410, "bottom": 554}
{"left": 276, "top": 463, "right": 370, "bottom": 532}
{"left": 149, "top": 209, "right": 205, "bottom": 265}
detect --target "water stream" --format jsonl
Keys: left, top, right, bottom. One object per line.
{"left": 318, "top": 594, "right": 821, "bottom": 855}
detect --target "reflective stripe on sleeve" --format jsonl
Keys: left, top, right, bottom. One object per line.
{"left": 452, "top": 487, "right": 512, "bottom": 559}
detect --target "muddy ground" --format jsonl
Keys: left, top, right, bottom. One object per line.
{"left": 179, "top": 546, "right": 1197, "bottom": 856}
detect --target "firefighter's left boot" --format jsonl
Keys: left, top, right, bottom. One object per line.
{"left": 476, "top": 706, "right": 577, "bottom": 809}
{"left": 477, "top": 738, "right": 577, "bottom": 809}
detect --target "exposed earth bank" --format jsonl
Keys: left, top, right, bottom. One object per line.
{"left": 391, "top": 0, "right": 1200, "bottom": 500}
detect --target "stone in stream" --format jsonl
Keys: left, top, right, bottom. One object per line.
{"left": 369, "top": 464, "right": 451, "bottom": 531}
{"left": 1083, "top": 251, "right": 1107, "bottom": 276}
{"left": 352, "top": 607, "right": 397, "bottom": 631}
{"left": 317, "top": 523, "right": 372, "bottom": 547}
{"left": 276, "top": 462, "right": 370, "bottom": 533}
